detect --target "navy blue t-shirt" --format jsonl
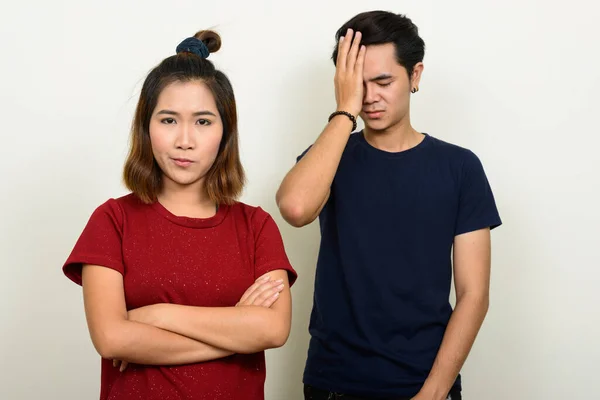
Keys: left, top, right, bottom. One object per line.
{"left": 300, "top": 131, "right": 502, "bottom": 398}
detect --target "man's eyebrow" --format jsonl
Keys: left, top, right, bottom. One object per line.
{"left": 368, "top": 74, "right": 394, "bottom": 82}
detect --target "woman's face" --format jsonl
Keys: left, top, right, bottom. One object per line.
{"left": 149, "top": 80, "right": 223, "bottom": 194}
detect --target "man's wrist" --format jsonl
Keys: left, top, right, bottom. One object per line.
{"left": 335, "top": 104, "right": 359, "bottom": 117}
{"left": 418, "top": 380, "right": 451, "bottom": 400}
{"left": 329, "top": 110, "right": 357, "bottom": 131}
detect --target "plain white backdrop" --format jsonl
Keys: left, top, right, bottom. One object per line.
{"left": 1, "top": 0, "right": 599, "bottom": 399}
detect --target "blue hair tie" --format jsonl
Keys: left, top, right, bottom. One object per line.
{"left": 176, "top": 37, "right": 210, "bottom": 58}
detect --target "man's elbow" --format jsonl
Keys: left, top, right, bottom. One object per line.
{"left": 276, "top": 195, "right": 313, "bottom": 228}
{"left": 457, "top": 291, "right": 490, "bottom": 315}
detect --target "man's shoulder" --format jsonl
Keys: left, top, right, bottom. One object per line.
{"left": 427, "top": 134, "right": 476, "bottom": 159}
{"left": 425, "top": 135, "right": 487, "bottom": 174}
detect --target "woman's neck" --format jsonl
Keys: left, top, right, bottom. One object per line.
{"left": 158, "top": 181, "right": 217, "bottom": 219}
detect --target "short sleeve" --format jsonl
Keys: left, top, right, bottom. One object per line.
{"left": 455, "top": 152, "right": 502, "bottom": 236}
{"left": 296, "top": 145, "right": 312, "bottom": 163}
{"left": 252, "top": 209, "right": 298, "bottom": 287}
{"left": 63, "top": 199, "right": 125, "bottom": 285}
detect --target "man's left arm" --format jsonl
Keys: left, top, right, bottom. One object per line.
{"left": 414, "top": 227, "right": 492, "bottom": 400}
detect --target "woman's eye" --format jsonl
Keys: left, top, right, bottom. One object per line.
{"left": 197, "top": 119, "right": 211, "bottom": 126}
{"left": 379, "top": 82, "right": 392, "bottom": 87}
{"left": 161, "top": 118, "right": 176, "bottom": 124}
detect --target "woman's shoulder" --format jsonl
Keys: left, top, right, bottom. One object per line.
{"left": 89, "top": 193, "right": 148, "bottom": 221}
{"left": 227, "top": 201, "right": 275, "bottom": 227}
{"left": 99, "top": 193, "right": 147, "bottom": 209}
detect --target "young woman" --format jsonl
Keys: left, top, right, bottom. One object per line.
{"left": 63, "top": 29, "right": 297, "bottom": 400}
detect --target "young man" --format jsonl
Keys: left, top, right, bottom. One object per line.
{"left": 277, "top": 11, "right": 502, "bottom": 400}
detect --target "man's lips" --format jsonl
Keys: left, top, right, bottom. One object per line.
{"left": 364, "top": 110, "right": 385, "bottom": 118}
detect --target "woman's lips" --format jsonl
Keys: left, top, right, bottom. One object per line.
{"left": 172, "top": 158, "right": 194, "bottom": 167}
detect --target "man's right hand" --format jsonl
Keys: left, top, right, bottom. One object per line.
{"left": 334, "top": 28, "right": 366, "bottom": 117}
{"left": 276, "top": 30, "right": 365, "bottom": 227}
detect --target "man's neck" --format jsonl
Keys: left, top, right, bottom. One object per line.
{"left": 364, "top": 118, "right": 423, "bottom": 153}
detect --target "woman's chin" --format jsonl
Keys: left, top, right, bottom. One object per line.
{"left": 163, "top": 173, "right": 205, "bottom": 189}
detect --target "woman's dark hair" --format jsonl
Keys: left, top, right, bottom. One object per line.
{"left": 123, "top": 30, "right": 245, "bottom": 205}
{"left": 332, "top": 11, "right": 425, "bottom": 77}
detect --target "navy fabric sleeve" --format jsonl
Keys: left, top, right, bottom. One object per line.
{"left": 296, "top": 145, "right": 312, "bottom": 162}
{"left": 455, "top": 151, "right": 502, "bottom": 235}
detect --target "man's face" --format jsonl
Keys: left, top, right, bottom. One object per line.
{"left": 360, "top": 43, "right": 422, "bottom": 132}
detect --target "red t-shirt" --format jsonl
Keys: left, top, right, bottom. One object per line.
{"left": 63, "top": 194, "right": 297, "bottom": 400}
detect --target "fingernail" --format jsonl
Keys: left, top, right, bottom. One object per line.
{"left": 275, "top": 279, "right": 284, "bottom": 283}
{"left": 273, "top": 292, "right": 280, "bottom": 297}
{"left": 278, "top": 284, "right": 285, "bottom": 290}
{"left": 260, "top": 275, "right": 270, "bottom": 281}
{"left": 340, "top": 36, "right": 344, "bottom": 42}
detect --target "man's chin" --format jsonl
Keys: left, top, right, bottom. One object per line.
{"left": 363, "top": 119, "right": 390, "bottom": 132}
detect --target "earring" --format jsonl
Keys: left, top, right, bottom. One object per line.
{"left": 411, "top": 86, "right": 419, "bottom": 93}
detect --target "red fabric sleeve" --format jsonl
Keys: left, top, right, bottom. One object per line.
{"left": 252, "top": 208, "right": 297, "bottom": 287}
{"left": 63, "top": 199, "right": 125, "bottom": 285}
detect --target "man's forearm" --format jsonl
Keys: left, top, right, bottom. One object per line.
{"left": 276, "top": 116, "right": 353, "bottom": 226}
{"left": 419, "top": 293, "right": 489, "bottom": 399}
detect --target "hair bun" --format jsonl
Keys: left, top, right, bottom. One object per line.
{"left": 194, "top": 30, "right": 221, "bottom": 54}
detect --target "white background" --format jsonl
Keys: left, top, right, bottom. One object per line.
{"left": 1, "top": 1, "right": 599, "bottom": 399}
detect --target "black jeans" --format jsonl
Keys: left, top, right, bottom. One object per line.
{"left": 304, "top": 384, "right": 462, "bottom": 400}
